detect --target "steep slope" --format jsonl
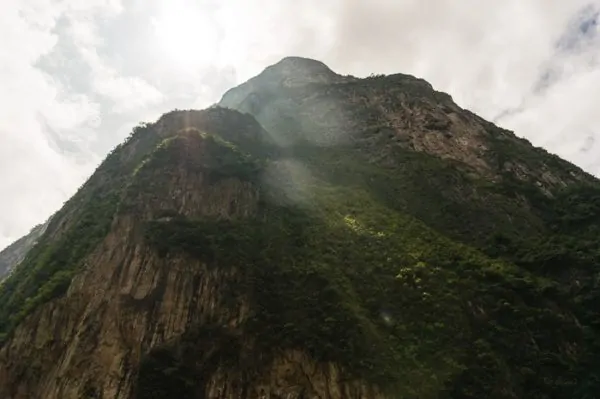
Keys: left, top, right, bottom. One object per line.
{"left": 0, "top": 57, "right": 598, "bottom": 399}
{"left": 0, "top": 220, "right": 50, "bottom": 281}
{"left": 219, "top": 57, "right": 596, "bottom": 248}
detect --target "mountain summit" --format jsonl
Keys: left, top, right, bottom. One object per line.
{"left": 0, "top": 57, "right": 598, "bottom": 399}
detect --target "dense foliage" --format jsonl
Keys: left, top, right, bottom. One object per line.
{"left": 0, "top": 121, "right": 160, "bottom": 342}
{"left": 141, "top": 134, "right": 599, "bottom": 398}
{"left": 0, "top": 88, "right": 597, "bottom": 398}
{"left": 0, "top": 109, "right": 270, "bottom": 343}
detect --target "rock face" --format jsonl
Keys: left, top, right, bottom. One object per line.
{"left": 0, "top": 57, "right": 599, "bottom": 399}
{"left": 0, "top": 220, "right": 50, "bottom": 280}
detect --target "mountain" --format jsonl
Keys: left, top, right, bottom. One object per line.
{"left": 0, "top": 56, "right": 598, "bottom": 399}
{"left": 0, "top": 219, "right": 50, "bottom": 281}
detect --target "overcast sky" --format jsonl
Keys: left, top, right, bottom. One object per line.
{"left": 1, "top": 0, "right": 599, "bottom": 250}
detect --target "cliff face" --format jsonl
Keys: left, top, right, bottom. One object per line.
{"left": 219, "top": 58, "right": 596, "bottom": 248}
{"left": 0, "top": 220, "right": 50, "bottom": 281}
{"left": 0, "top": 57, "right": 599, "bottom": 399}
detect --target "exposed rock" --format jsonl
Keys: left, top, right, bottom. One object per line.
{"left": 0, "top": 57, "right": 599, "bottom": 399}
{"left": 0, "top": 219, "right": 50, "bottom": 281}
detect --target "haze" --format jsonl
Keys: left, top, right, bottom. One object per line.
{"left": 1, "top": 0, "right": 599, "bottom": 249}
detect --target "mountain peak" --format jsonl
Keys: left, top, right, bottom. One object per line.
{"left": 265, "top": 56, "right": 338, "bottom": 80}
{"left": 219, "top": 56, "right": 347, "bottom": 112}
{"left": 2, "top": 56, "right": 600, "bottom": 399}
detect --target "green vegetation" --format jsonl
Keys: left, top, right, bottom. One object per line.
{"left": 136, "top": 325, "right": 243, "bottom": 399}
{"left": 0, "top": 116, "right": 265, "bottom": 342}
{"left": 0, "top": 98, "right": 598, "bottom": 398}
{"left": 0, "top": 177, "right": 124, "bottom": 343}
{"left": 286, "top": 143, "right": 544, "bottom": 250}
{"left": 135, "top": 116, "right": 599, "bottom": 397}
{"left": 481, "top": 182, "right": 600, "bottom": 398}
{"left": 142, "top": 149, "right": 587, "bottom": 397}
{"left": 0, "top": 184, "right": 120, "bottom": 340}
{"left": 0, "top": 120, "right": 161, "bottom": 342}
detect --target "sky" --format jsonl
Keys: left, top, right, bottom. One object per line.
{"left": 1, "top": 0, "right": 600, "bottom": 250}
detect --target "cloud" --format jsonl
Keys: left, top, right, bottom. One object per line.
{"left": 85, "top": 58, "right": 164, "bottom": 114}
{"left": 0, "top": 0, "right": 166, "bottom": 249}
{"left": 2, "top": 0, "right": 600, "bottom": 250}
{"left": 208, "top": 0, "right": 600, "bottom": 174}
{"left": 65, "top": 12, "right": 164, "bottom": 114}
{"left": 0, "top": 0, "right": 103, "bottom": 250}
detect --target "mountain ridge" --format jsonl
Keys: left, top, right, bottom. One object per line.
{"left": 0, "top": 56, "right": 598, "bottom": 398}
{"left": 0, "top": 219, "right": 51, "bottom": 281}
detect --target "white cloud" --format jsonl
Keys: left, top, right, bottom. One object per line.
{"left": 2, "top": 0, "right": 600, "bottom": 250}
{"left": 86, "top": 57, "right": 164, "bottom": 114}
{"left": 66, "top": 15, "right": 164, "bottom": 114}
{"left": 208, "top": 0, "right": 600, "bottom": 174}
{"left": 0, "top": 0, "right": 104, "bottom": 250}
{"left": 61, "top": 0, "right": 124, "bottom": 16}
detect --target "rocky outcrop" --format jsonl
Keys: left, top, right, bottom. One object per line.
{"left": 0, "top": 128, "right": 386, "bottom": 399}
{"left": 0, "top": 219, "right": 50, "bottom": 280}
{"left": 0, "top": 218, "right": 244, "bottom": 398}
{"left": 219, "top": 58, "right": 594, "bottom": 191}
{"left": 1, "top": 57, "right": 599, "bottom": 399}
